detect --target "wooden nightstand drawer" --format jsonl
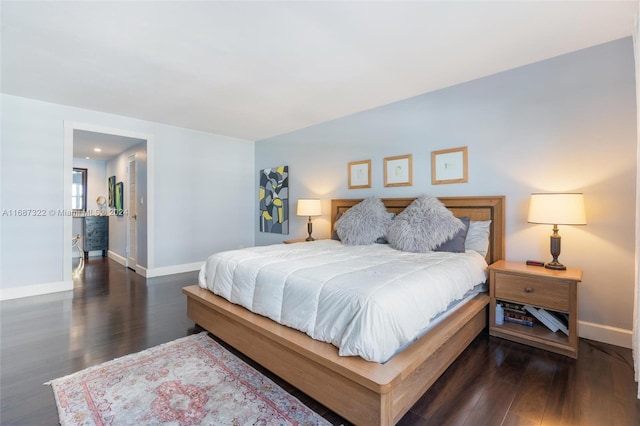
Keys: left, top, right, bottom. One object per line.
{"left": 494, "top": 273, "right": 570, "bottom": 312}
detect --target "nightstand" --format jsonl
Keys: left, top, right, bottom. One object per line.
{"left": 489, "top": 260, "right": 582, "bottom": 358}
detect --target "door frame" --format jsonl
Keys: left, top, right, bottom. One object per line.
{"left": 126, "top": 155, "right": 137, "bottom": 271}
{"left": 63, "top": 121, "right": 154, "bottom": 281}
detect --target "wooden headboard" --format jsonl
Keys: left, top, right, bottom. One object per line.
{"left": 331, "top": 196, "right": 505, "bottom": 265}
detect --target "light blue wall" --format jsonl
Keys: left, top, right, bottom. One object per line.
{"left": 1, "top": 95, "right": 256, "bottom": 299}
{"left": 255, "top": 38, "right": 637, "bottom": 344}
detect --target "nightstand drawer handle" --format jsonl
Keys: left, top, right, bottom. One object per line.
{"left": 524, "top": 287, "right": 534, "bottom": 293}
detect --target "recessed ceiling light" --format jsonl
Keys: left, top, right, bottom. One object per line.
{"left": 85, "top": 156, "right": 90, "bottom": 159}
{"left": 94, "top": 148, "right": 102, "bottom": 152}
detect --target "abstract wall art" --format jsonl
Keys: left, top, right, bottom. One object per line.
{"left": 259, "top": 166, "right": 289, "bottom": 234}
{"left": 115, "top": 182, "right": 124, "bottom": 216}
{"left": 108, "top": 176, "right": 116, "bottom": 207}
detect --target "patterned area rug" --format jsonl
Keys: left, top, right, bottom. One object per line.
{"left": 47, "top": 332, "right": 330, "bottom": 425}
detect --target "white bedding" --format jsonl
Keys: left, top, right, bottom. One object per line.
{"left": 198, "top": 240, "right": 488, "bottom": 362}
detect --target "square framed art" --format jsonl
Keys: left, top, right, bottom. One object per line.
{"left": 348, "top": 160, "right": 371, "bottom": 189}
{"left": 384, "top": 154, "right": 413, "bottom": 187}
{"left": 431, "top": 147, "right": 468, "bottom": 185}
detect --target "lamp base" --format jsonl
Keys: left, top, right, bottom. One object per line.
{"left": 545, "top": 260, "right": 566, "bottom": 271}
{"left": 306, "top": 219, "right": 314, "bottom": 241}
{"left": 546, "top": 227, "right": 566, "bottom": 270}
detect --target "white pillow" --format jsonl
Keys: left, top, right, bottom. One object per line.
{"left": 465, "top": 220, "right": 492, "bottom": 257}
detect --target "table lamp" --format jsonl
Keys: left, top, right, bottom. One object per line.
{"left": 528, "top": 193, "right": 586, "bottom": 270}
{"left": 296, "top": 199, "right": 322, "bottom": 241}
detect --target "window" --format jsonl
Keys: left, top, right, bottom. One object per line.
{"left": 72, "top": 168, "right": 87, "bottom": 212}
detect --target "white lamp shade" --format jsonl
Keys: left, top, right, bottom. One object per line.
{"left": 528, "top": 193, "right": 586, "bottom": 225}
{"left": 297, "top": 199, "right": 322, "bottom": 217}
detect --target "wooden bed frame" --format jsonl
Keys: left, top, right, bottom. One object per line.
{"left": 183, "top": 196, "right": 505, "bottom": 425}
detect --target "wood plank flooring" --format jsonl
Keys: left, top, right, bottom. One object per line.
{"left": 1, "top": 257, "right": 638, "bottom": 425}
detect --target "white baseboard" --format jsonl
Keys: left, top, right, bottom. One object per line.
{"left": 144, "top": 262, "right": 203, "bottom": 278}
{"left": 92, "top": 250, "right": 200, "bottom": 279}
{"left": 134, "top": 264, "right": 148, "bottom": 277}
{"left": 0, "top": 280, "right": 73, "bottom": 301}
{"left": 107, "top": 250, "right": 127, "bottom": 267}
{"left": 107, "top": 251, "right": 149, "bottom": 277}
{"left": 579, "top": 320, "right": 632, "bottom": 348}
{"left": 0, "top": 261, "right": 202, "bottom": 300}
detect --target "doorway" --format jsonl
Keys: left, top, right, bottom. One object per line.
{"left": 63, "top": 122, "right": 154, "bottom": 282}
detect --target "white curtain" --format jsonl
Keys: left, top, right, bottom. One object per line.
{"left": 634, "top": 0, "right": 640, "bottom": 399}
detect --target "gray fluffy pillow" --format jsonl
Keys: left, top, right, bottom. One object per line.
{"left": 335, "top": 197, "right": 392, "bottom": 245}
{"left": 388, "top": 195, "right": 465, "bottom": 253}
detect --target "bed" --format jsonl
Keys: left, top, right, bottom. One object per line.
{"left": 183, "top": 196, "right": 505, "bottom": 425}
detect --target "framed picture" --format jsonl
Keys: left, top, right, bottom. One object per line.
{"left": 384, "top": 154, "right": 413, "bottom": 187}
{"left": 259, "top": 165, "right": 289, "bottom": 234}
{"left": 115, "top": 182, "right": 124, "bottom": 216}
{"left": 348, "top": 160, "right": 371, "bottom": 189}
{"left": 108, "top": 176, "right": 116, "bottom": 207}
{"left": 431, "top": 146, "right": 468, "bottom": 185}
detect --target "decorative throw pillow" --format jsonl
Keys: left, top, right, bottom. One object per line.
{"left": 331, "top": 213, "right": 343, "bottom": 241}
{"left": 434, "top": 216, "right": 470, "bottom": 253}
{"left": 388, "top": 195, "right": 465, "bottom": 253}
{"left": 334, "top": 197, "right": 392, "bottom": 245}
{"left": 465, "top": 220, "right": 492, "bottom": 257}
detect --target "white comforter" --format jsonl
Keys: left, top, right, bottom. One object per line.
{"left": 198, "top": 240, "right": 488, "bottom": 362}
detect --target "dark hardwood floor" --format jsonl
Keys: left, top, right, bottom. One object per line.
{"left": 1, "top": 257, "right": 638, "bottom": 425}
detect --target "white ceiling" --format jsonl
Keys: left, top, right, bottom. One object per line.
{"left": 2, "top": 1, "right": 637, "bottom": 142}
{"left": 73, "top": 130, "right": 146, "bottom": 161}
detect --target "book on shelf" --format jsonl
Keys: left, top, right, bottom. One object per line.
{"left": 523, "top": 305, "right": 559, "bottom": 332}
{"left": 550, "top": 311, "right": 569, "bottom": 327}
{"left": 503, "top": 311, "right": 535, "bottom": 327}
{"left": 501, "top": 302, "right": 527, "bottom": 314}
{"left": 523, "top": 305, "right": 569, "bottom": 335}
{"left": 539, "top": 308, "right": 569, "bottom": 335}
